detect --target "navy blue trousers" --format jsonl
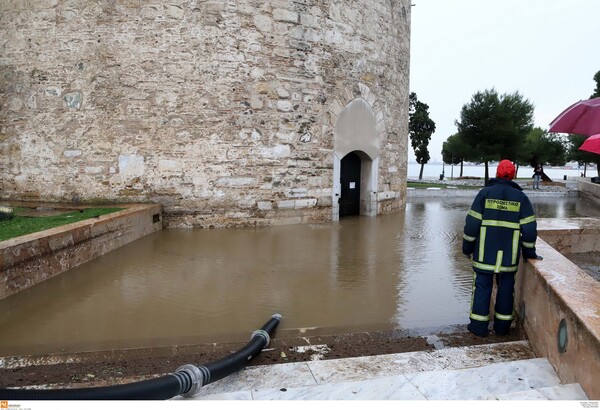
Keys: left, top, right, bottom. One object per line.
{"left": 468, "top": 271, "right": 516, "bottom": 336}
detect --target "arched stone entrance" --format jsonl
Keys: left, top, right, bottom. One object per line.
{"left": 332, "top": 97, "right": 381, "bottom": 220}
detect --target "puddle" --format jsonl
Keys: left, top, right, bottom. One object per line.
{"left": 0, "top": 196, "right": 598, "bottom": 356}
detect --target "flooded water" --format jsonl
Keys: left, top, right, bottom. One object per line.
{"left": 1, "top": 196, "right": 599, "bottom": 356}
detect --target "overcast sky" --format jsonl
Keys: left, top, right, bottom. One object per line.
{"left": 409, "top": 0, "right": 600, "bottom": 164}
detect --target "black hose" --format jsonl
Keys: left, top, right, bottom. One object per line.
{"left": 0, "top": 314, "right": 281, "bottom": 400}
{"left": 0, "top": 375, "right": 184, "bottom": 400}
{"left": 201, "top": 314, "right": 281, "bottom": 385}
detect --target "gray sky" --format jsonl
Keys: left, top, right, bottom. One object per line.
{"left": 409, "top": 0, "right": 600, "bottom": 164}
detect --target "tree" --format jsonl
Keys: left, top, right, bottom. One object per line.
{"left": 455, "top": 89, "right": 534, "bottom": 182}
{"left": 409, "top": 92, "right": 436, "bottom": 180}
{"left": 441, "top": 133, "right": 474, "bottom": 177}
{"left": 591, "top": 70, "right": 600, "bottom": 98}
{"left": 516, "top": 128, "right": 568, "bottom": 180}
{"left": 519, "top": 128, "right": 568, "bottom": 166}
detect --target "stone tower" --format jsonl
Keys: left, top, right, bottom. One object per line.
{"left": 0, "top": 0, "right": 411, "bottom": 228}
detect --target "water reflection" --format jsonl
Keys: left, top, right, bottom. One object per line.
{"left": 396, "top": 199, "right": 474, "bottom": 330}
{"left": 0, "top": 196, "right": 598, "bottom": 356}
{"left": 533, "top": 196, "right": 599, "bottom": 218}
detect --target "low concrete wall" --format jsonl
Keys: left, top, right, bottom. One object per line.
{"left": 537, "top": 217, "right": 600, "bottom": 254}
{"left": 406, "top": 188, "right": 477, "bottom": 198}
{"left": 406, "top": 188, "right": 574, "bottom": 199}
{"left": 578, "top": 178, "right": 600, "bottom": 205}
{"left": 515, "top": 218, "right": 600, "bottom": 399}
{"left": 0, "top": 204, "right": 162, "bottom": 300}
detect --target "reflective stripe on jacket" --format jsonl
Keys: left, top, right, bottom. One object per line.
{"left": 462, "top": 178, "right": 538, "bottom": 274}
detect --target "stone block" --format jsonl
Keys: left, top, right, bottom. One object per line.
{"left": 118, "top": 154, "right": 145, "bottom": 177}
{"left": 254, "top": 14, "right": 273, "bottom": 32}
{"left": 259, "top": 145, "right": 291, "bottom": 159}
{"left": 257, "top": 201, "right": 272, "bottom": 210}
{"left": 300, "top": 13, "right": 320, "bottom": 28}
{"left": 273, "top": 9, "right": 298, "bottom": 24}
{"left": 377, "top": 191, "right": 398, "bottom": 201}
{"left": 164, "top": 4, "right": 184, "bottom": 20}
{"left": 63, "top": 92, "right": 82, "bottom": 109}
{"left": 273, "top": 216, "right": 302, "bottom": 225}
{"left": 64, "top": 150, "right": 82, "bottom": 158}
{"left": 250, "top": 95, "right": 263, "bottom": 109}
{"left": 277, "top": 100, "right": 293, "bottom": 112}
{"left": 85, "top": 166, "right": 103, "bottom": 174}
{"left": 288, "top": 188, "right": 308, "bottom": 198}
{"left": 277, "top": 200, "right": 296, "bottom": 209}
{"left": 295, "top": 198, "right": 317, "bottom": 209}
{"left": 318, "top": 196, "right": 332, "bottom": 206}
{"left": 215, "top": 177, "right": 256, "bottom": 187}
{"left": 158, "top": 159, "right": 182, "bottom": 174}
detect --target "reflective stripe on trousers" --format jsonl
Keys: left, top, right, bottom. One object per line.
{"left": 469, "top": 271, "right": 516, "bottom": 335}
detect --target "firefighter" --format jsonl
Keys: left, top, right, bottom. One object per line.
{"left": 462, "top": 159, "right": 543, "bottom": 337}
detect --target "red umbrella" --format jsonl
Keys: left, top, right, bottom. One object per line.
{"left": 549, "top": 97, "right": 600, "bottom": 136}
{"left": 578, "top": 134, "right": 600, "bottom": 155}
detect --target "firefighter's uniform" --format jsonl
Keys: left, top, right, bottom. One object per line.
{"left": 462, "top": 161, "right": 540, "bottom": 337}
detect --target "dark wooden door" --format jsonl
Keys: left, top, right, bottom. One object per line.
{"left": 340, "top": 152, "right": 361, "bottom": 217}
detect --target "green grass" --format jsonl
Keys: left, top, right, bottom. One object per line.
{"left": 0, "top": 207, "right": 123, "bottom": 242}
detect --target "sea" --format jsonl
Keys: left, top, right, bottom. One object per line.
{"left": 407, "top": 162, "right": 594, "bottom": 180}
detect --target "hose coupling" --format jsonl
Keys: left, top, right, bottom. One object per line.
{"left": 272, "top": 313, "right": 282, "bottom": 320}
{"left": 175, "top": 364, "right": 205, "bottom": 398}
{"left": 251, "top": 329, "right": 271, "bottom": 347}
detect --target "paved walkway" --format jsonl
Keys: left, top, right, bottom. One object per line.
{"left": 407, "top": 177, "right": 579, "bottom": 198}
{"left": 174, "top": 341, "right": 588, "bottom": 401}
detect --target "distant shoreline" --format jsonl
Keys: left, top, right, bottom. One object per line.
{"left": 407, "top": 164, "right": 590, "bottom": 181}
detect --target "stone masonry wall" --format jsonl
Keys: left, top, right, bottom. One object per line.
{"left": 0, "top": 0, "right": 411, "bottom": 228}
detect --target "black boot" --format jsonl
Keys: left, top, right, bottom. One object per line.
{"left": 467, "top": 322, "right": 488, "bottom": 337}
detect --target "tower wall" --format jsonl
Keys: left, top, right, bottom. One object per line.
{"left": 0, "top": 0, "right": 411, "bottom": 227}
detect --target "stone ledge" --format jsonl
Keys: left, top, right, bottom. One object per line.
{"left": 538, "top": 217, "right": 600, "bottom": 254}
{"left": 515, "top": 218, "right": 600, "bottom": 399}
{"left": 578, "top": 179, "right": 600, "bottom": 205}
{"left": 0, "top": 204, "right": 162, "bottom": 300}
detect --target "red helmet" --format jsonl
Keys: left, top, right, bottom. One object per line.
{"left": 496, "top": 159, "right": 515, "bottom": 180}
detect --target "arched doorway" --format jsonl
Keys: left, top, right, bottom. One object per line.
{"left": 332, "top": 98, "right": 381, "bottom": 221}
{"left": 339, "top": 151, "right": 361, "bottom": 217}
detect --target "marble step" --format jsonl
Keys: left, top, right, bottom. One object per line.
{"left": 189, "top": 358, "right": 587, "bottom": 401}
{"left": 489, "top": 383, "right": 588, "bottom": 400}
{"left": 174, "top": 340, "right": 589, "bottom": 400}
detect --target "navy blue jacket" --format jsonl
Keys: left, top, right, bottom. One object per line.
{"left": 462, "top": 178, "right": 538, "bottom": 274}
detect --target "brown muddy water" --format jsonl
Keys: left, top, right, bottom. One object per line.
{"left": 1, "top": 196, "right": 599, "bottom": 356}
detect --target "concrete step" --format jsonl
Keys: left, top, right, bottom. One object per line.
{"left": 490, "top": 383, "right": 588, "bottom": 400}
{"left": 190, "top": 358, "right": 587, "bottom": 400}
{"left": 174, "top": 340, "right": 587, "bottom": 400}
{"left": 197, "top": 369, "right": 587, "bottom": 400}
